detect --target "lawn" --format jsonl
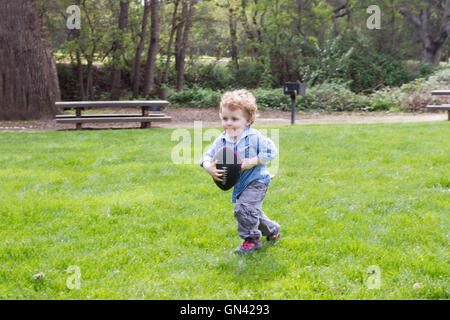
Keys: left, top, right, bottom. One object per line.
{"left": 0, "top": 122, "right": 448, "bottom": 299}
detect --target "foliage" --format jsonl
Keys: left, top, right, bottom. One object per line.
{"left": 299, "top": 38, "right": 355, "bottom": 87}
{"left": 296, "top": 82, "right": 371, "bottom": 112}
{"left": 373, "top": 64, "right": 450, "bottom": 112}
{"left": 36, "top": 0, "right": 448, "bottom": 101}
{"left": 184, "top": 63, "right": 234, "bottom": 90}
{"left": 167, "top": 86, "right": 291, "bottom": 110}
{"left": 251, "top": 88, "right": 291, "bottom": 110}
{"left": 298, "top": 36, "right": 437, "bottom": 93}
{"left": 230, "top": 60, "right": 268, "bottom": 89}
{"left": 167, "top": 86, "right": 222, "bottom": 108}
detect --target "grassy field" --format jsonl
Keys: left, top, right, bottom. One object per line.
{"left": 0, "top": 122, "right": 448, "bottom": 299}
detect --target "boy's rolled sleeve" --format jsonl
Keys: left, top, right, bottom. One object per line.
{"left": 257, "top": 135, "right": 278, "bottom": 163}
{"left": 200, "top": 136, "right": 222, "bottom": 167}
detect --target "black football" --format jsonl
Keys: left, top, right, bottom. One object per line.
{"left": 212, "top": 146, "right": 242, "bottom": 191}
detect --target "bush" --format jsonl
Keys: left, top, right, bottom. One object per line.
{"left": 168, "top": 87, "right": 291, "bottom": 110}
{"left": 185, "top": 63, "right": 233, "bottom": 90}
{"left": 367, "top": 89, "right": 398, "bottom": 111}
{"left": 377, "top": 64, "right": 450, "bottom": 112}
{"left": 252, "top": 88, "right": 291, "bottom": 110}
{"left": 299, "top": 38, "right": 354, "bottom": 87}
{"left": 298, "top": 37, "right": 436, "bottom": 93}
{"left": 296, "top": 82, "right": 370, "bottom": 112}
{"left": 167, "top": 86, "right": 222, "bottom": 108}
{"left": 57, "top": 64, "right": 82, "bottom": 100}
{"left": 230, "top": 60, "right": 267, "bottom": 88}
{"left": 347, "top": 52, "right": 419, "bottom": 92}
{"left": 405, "top": 60, "right": 435, "bottom": 80}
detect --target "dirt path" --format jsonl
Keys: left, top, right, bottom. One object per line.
{"left": 0, "top": 108, "right": 447, "bottom": 132}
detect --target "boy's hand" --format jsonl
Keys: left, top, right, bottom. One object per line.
{"left": 203, "top": 160, "right": 225, "bottom": 182}
{"left": 241, "top": 157, "right": 265, "bottom": 172}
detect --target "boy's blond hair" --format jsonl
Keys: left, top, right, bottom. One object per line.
{"left": 219, "top": 89, "right": 257, "bottom": 125}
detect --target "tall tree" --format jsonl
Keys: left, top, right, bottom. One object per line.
{"left": 110, "top": 0, "right": 130, "bottom": 100}
{"left": 228, "top": 3, "right": 239, "bottom": 69}
{"left": 238, "top": 0, "right": 262, "bottom": 57}
{"left": 294, "top": 0, "right": 305, "bottom": 37}
{"left": 132, "top": 0, "right": 151, "bottom": 97}
{"left": 0, "top": 0, "right": 60, "bottom": 120}
{"left": 143, "top": 0, "right": 160, "bottom": 96}
{"left": 162, "top": 0, "right": 181, "bottom": 89}
{"left": 397, "top": 0, "right": 450, "bottom": 65}
{"left": 215, "top": 0, "right": 239, "bottom": 69}
{"left": 175, "top": 0, "right": 198, "bottom": 91}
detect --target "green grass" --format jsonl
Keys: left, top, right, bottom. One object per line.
{"left": 0, "top": 122, "right": 448, "bottom": 299}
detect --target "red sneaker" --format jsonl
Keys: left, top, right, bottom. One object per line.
{"left": 266, "top": 233, "right": 281, "bottom": 242}
{"left": 234, "top": 238, "right": 262, "bottom": 254}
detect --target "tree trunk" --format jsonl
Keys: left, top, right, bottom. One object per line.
{"left": 110, "top": 1, "right": 129, "bottom": 100}
{"left": 239, "top": 0, "right": 259, "bottom": 56}
{"left": 0, "top": 0, "right": 60, "bottom": 120}
{"left": 75, "top": 48, "right": 87, "bottom": 101}
{"left": 228, "top": 5, "right": 239, "bottom": 70}
{"left": 397, "top": 0, "right": 450, "bottom": 66}
{"left": 176, "top": 0, "right": 198, "bottom": 91}
{"left": 143, "top": 0, "right": 160, "bottom": 97}
{"left": 175, "top": 1, "right": 188, "bottom": 92}
{"left": 86, "top": 49, "right": 95, "bottom": 100}
{"left": 132, "top": 0, "right": 151, "bottom": 97}
{"left": 162, "top": 0, "right": 180, "bottom": 85}
{"left": 294, "top": 0, "right": 304, "bottom": 37}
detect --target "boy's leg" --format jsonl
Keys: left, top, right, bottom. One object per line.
{"left": 257, "top": 210, "right": 280, "bottom": 238}
{"left": 234, "top": 181, "right": 266, "bottom": 239}
{"left": 234, "top": 181, "right": 279, "bottom": 239}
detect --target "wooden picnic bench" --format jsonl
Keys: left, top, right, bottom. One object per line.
{"left": 55, "top": 100, "right": 171, "bottom": 129}
{"left": 427, "top": 90, "right": 450, "bottom": 121}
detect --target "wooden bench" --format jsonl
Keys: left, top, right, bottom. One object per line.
{"left": 55, "top": 100, "right": 171, "bottom": 129}
{"left": 427, "top": 91, "right": 450, "bottom": 120}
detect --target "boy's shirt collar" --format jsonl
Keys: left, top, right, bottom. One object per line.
{"left": 222, "top": 125, "right": 257, "bottom": 144}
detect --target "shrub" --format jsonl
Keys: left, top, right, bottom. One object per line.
{"left": 298, "top": 37, "right": 436, "bottom": 93}
{"left": 296, "top": 82, "right": 370, "bottom": 112}
{"left": 382, "top": 64, "right": 450, "bottom": 112}
{"left": 299, "top": 38, "right": 354, "bottom": 87}
{"left": 251, "top": 88, "right": 291, "bottom": 110}
{"left": 185, "top": 63, "right": 233, "bottom": 90}
{"left": 168, "top": 87, "right": 291, "bottom": 110}
{"left": 167, "top": 86, "right": 222, "bottom": 108}
{"left": 230, "top": 60, "right": 266, "bottom": 88}
{"left": 405, "top": 60, "right": 435, "bottom": 80}
{"left": 367, "top": 89, "right": 399, "bottom": 111}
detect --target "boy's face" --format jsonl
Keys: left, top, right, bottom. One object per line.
{"left": 220, "top": 107, "right": 251, "bottom": 140}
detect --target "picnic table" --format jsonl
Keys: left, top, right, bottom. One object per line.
{"left": 55, "top": 100, "right": 171, "bottom": 129}
{"left": 427, "top": 90, "right": 450, "bottom": 120}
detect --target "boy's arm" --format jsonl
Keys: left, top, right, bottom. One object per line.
{"left": 241, "top": 156, "right": 265, "bottom": 171}
{"left": 241, "top": 135, "right": 277, "bottom": 172}
{"left": 256, "top": 135, "right": 278, "bottom": 163}
{"left": 200, "top": 136, "right": 222, "bottom": 167}
{"left": 200, "top": 136, "right": 225, "bottom": 182}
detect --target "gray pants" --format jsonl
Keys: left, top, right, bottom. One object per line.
{"left": 234, "top": 181, "right": 280, "bottom": 239}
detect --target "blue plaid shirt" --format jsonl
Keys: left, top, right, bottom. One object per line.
{"left": 200, "top": 126, "right": 278, "bottom": 203}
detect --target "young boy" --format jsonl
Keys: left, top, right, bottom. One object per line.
{"left": 200, "top": 89, "right": 281, "bottom": 254}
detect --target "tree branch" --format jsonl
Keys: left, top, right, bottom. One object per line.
{"left": 396, "top": 6, "right": 422, "bottom": 28}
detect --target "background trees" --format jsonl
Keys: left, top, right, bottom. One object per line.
{"left": 3, "top": 0, "right": 448, "bottom": 112}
